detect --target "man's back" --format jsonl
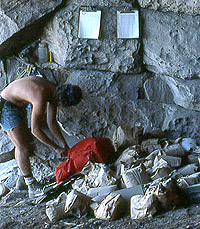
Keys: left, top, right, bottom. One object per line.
{"left": 1, "top": 76, "right": 55, "bottom": 107}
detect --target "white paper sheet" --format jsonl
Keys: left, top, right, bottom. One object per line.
{"left": 117, "top": 10, "right": 139, "bottom": 39}
{"left": 78, "top": 10, "right": 101, "bottom": 39}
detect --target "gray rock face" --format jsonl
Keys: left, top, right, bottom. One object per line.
{"left": 0, "top": 0, "right": 61, "bottom": 57}
{"left": 0, "top": 130, "right": 14, "bottom": 154}
{"left": 58, "top": 71, "right": 156, "bottom": 137}
{"left": 144, "top": 74, "right": 200, "bottom": 111}
{"left": 71, "top": 0, "right": 133, "bottom": 7}
{"left": 43, "top": 3, "right": 142, "bottom": 73}
{"left": 138, "top": 0, "right": 200, "bottom": 15}
{"left": 142, "top": 9, "right": 200, "bottom": 79}
{"left": 59, "top": 70, "right": 200, "bottom": 140}
{"left": 0, "top": 61, "right": 7, "bottom": 90}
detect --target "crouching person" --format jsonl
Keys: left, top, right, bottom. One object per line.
{"left": 0, "top": 76, "right": 82, "bottom": 198}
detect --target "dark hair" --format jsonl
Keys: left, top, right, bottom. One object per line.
{"left": 55, "top": 84, "right": 82, "bottom": 106}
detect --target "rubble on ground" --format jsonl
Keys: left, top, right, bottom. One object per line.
{"left": 0, "top": 182, "right": 9, "bottom": 197}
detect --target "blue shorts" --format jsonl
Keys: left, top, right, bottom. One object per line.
{"left": 0, "top": 101, "right": 27, "bottom": 131}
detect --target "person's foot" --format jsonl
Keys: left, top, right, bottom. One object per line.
{"left": 15, "top": 175, "right": 28, "bottom": 190}
{"left": 24, "top": 176, "right": 44, "bottom": 198}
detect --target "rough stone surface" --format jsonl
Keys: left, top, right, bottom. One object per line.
{"left": 58, "top": 71, "right": 149, "bottom": 138}
{"left": 0, "top": 60, "right": 7, "bottom": 90}
{"left": 138, "top": 0, "right": 200, "bottom": 15}
{"left": 43, "top": 2, "right": 142, "bottom": 73}
{"left": 56, "top": 70, "right": 200, "bottom": 140}
{"left": 144, "top": 74, "right": 200, "bottom": 111}
{"left": 68, "top": 0, "right": 134, "bottom": 7}
{"left": 142, "top": 9, "right": 200, "bottom": 79}
{"left": 0, "top": 130, "right": 14, "bottom": 154}
{"left": 0, "top": 0, "right": 61, "bottom": 57}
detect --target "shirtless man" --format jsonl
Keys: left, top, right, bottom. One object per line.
{"left": 0, "top": 76, "right": 82, "bottom": 198}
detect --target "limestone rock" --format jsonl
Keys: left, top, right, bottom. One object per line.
{"left": 138, "top": 0, "right": 200, "bottom": 15}
{"left": 43, "top": 3, "right": 142, "bottom": 73}
{"left": 0, "top": 0, "right": 61, "bottom": 57}
{"left": 0, "top": 129, "right": 14, "bottom": 158}
{"left": 142, "top": 9, "right": 200, "bottom": 79}
{"left": 0, "top": 182, "right": 10, "bottom": 197}
{"left": 144, "top": 75, "right": 200, "bottom": 111}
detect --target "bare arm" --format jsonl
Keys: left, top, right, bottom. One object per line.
{"left": 46, "top": 101, "right": 70, "bottom": 151}
{"left": 31, "top": 98, "right": 61, "bottom": 152}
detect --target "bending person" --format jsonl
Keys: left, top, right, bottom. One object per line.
{"left": 0, "top": 76, "right": 82, "bottom": 198}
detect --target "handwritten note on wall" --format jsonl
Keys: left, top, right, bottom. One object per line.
{"left": 78, "top": 10, "right": 101, "bottom": 39}
{"left": 117, "top": 10, "right": 139, "bottom": 39}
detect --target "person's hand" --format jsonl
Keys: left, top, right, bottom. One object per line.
{"left": 55, "top": 146, "right": 68, "bottom": 157}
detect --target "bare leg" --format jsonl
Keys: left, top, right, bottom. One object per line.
{"left": 7, "top": 118, "right": 44, "bottom": 197}
{"left": 6, "top": 118, "right": 31, "bottom": 176}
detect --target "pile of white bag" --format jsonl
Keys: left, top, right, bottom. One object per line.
{"left": 46, "top": 126, "right": 200, "bottom": 221}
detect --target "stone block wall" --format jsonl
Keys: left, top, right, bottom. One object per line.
{"left": 43, "top": 2, "right": 142, "bottom": 73}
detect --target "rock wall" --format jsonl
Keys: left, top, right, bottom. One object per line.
{"left": 142, "top": 9, "right": 200, "bottom": 79}
{"left": 43, "top": 2, "right": 142, "bottom": 73}
{"left": 0, "top": 0, "right": 199, "bottom": 163}
{"left": 0, "top": 0, "right": 61, "bottom": 56}
{"left": 138, "top": 0, "right": 200, "bottom": 15}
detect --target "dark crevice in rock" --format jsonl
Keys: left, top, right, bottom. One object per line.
{"left": 0, "top": 0, "right": 69, "bottom": 59}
